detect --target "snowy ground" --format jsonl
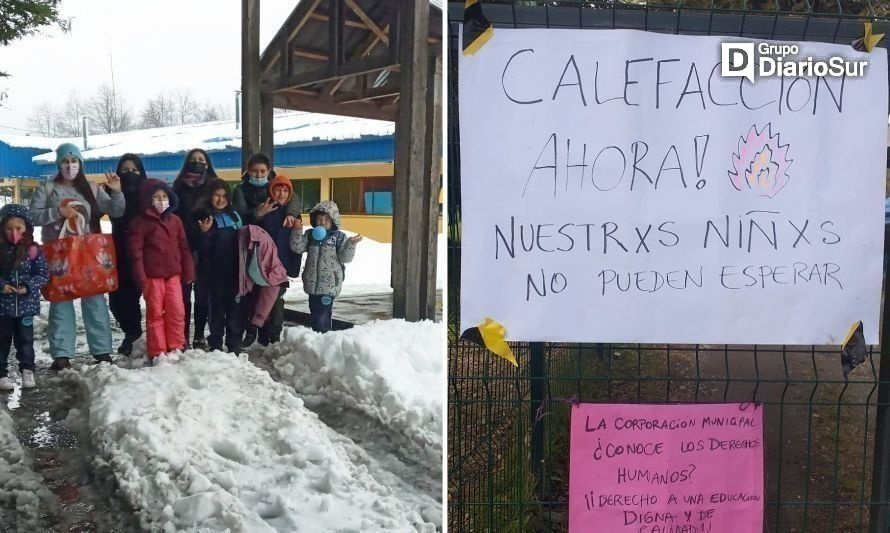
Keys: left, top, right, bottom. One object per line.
{"left": 0, "top": 306, "right": 443, "bottom": 531}
{"left": 74, "top": 346, "right": 440, "bottom": 532}
{"left": 0, "top": 407, "right": 53, "bottom": 530}
{"left": 260, "top": 321, "right": 442, "bottom": 457}
{"left": 2, "top": 220, "right": 444, "bottom": 531}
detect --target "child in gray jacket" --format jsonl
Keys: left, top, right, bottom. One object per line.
{"left": 290, "top": 201, "right": 361, "bottom": 332}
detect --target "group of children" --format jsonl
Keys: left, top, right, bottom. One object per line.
{"left": 0, "top": 143, "right": 361, "bottom": 390}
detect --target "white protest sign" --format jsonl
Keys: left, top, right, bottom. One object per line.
{"left": 459, "top": 29, "right": 888, "bottom": 344}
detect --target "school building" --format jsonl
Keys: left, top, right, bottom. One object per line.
{"left": 0, "top": 112, "right": 441, "bottom": 243}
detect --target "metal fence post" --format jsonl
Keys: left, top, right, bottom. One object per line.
{"left": 530, "top": 341, "right": 546, "bottom": 501}
{"left": 870, "top": 225, "right": 890, "bottom": 532}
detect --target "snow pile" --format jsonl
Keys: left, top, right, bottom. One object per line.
{"left": 267, "top": 320, "right": 443, "bottom": 456}
{"left": 75, "top": 352, "right": 438, "bottom": 532}
{"left": 0, "top": 407, "right": 53, "bottom": 529}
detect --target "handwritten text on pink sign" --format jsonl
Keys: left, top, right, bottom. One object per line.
{"left": 569, "top": 403, "right": 763, "bottom": 533}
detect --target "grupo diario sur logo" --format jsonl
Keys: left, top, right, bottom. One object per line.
{"left": 721, "top": 41, "right": 869, "bottom": 81}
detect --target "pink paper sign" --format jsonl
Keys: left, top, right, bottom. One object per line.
{"left": 569, "top": 403, "right": 764, "bottom": 533}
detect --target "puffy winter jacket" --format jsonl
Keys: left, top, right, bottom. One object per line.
{"left": 128, "top": 179, "right": 195, "bottom": 289}
{"left": 197, "top": 210, "right": 242, "bottom": 287}
{"left": 0, "top": 204, "right": 49, "bottom": 317}
{"left": 258, "top": 175, "right": 302, "bottom": 278}
{"left": 289, "top": 201, "right": 356, "bottom": 298}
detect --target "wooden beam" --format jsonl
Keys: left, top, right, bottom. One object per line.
{"left": 260, "top": 0, "right": 323, "bottom": 74}
{"left": 392, "top": 0, "right": 430, "bottom": 321}
{"left": 260, "top": 92, "right": 274, "bottom": 166}
{"left": 291, "top": 88, "right": 321, "bottom": 97}
{"left": 328, "top": 0, "right": 343, "bottom": 76}
{"left": 280, "top": 40, "right": 289, "bottom": 78}
{"left": 308, "top": 12, "right": 370, "bottom": 30}
{"left": 334, "top": 84, "right": 398, "bottom": 103}
{"left": 293, "top": 48, "right": 329, "bottom": 61}
{"left": 242, "top": 0, "right": 261, "bottom": 172}
{"left": 328, "top": 23, "right": 390, "bottom": 96}
{"left": 263, "top": 56, "right": 397, "bottom": 92}
{"left": 270, "top": 92, "right": 397, "bottom": 122}
{"left": 420, "top": 49, "right": 442, "bottom": 320}
{"left": 344, "top": 0, "right": 389, "bottom": 45}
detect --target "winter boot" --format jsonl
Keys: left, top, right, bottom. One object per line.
{"left": 50, "top": 357, "right": 71, "bottom": 371}
{"left": 21, "top": 370, "right": 35, "bottom": 389}
{"left": 94, "top": 354, "right": 113, "bottom": 364}
{"left": 117, "top": 334, "right": 139, "bottom": 356}
{"left": 257, "top": 331, "right": 270, "bottom": 347}
{"left": 241, "top": 326, "right": 258, "bottom": 348}
{"left": 192, "top": 336, "right": 207, "bottom": 350}
{"left": 0, "top": 377, "right": 14, "bottom": 391}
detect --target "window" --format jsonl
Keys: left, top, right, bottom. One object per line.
{"left": 291, "top": 179, "right": 321, "bottom": 213}
{"left": 331, "top": 177, "right": 393, "bottom": 215}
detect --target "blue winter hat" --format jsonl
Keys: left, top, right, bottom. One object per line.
{"left": 0, "top": 204, "right": 33, "bottom": 230}
{"left": 55, "top": 143, "right": 83, "bottom": 167}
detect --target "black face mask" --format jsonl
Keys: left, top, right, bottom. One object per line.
{"left": 187, "top": 161, "right": 207, "bottom": 174}
{"left": 119, "top": 170, "right": 140, "bottom": 181}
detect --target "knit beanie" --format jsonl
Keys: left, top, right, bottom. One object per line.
{"left": 55, "top": 143, "right": 83, "bottom": 167}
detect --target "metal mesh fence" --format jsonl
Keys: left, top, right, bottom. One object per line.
{"left": 446, "top": 2, "right": 890, "bottom": 531}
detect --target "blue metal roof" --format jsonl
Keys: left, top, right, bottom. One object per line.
{"left": 29, "top": 136, "right": 394, "bottom": 178}
{"left": 0, "top": 141, "right": 49, "bottom": 178}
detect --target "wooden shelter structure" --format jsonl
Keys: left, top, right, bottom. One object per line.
{"left": 242, "top": 0, "right": 442, "bottom": 321}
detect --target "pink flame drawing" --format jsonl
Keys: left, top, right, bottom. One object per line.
{"left": 728, "top": 124, "right": 793, "bottom": 198}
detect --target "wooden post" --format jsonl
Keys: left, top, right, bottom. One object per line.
{"left": 13, "top": 179, "right": 20, "bottom": 204}
{"left": 420, "top": 49, "right": 442, "bottom": 320}
{"left": 392, "top": 0, "right": 430, "bottom": 321}
{"left": 241, "top": 0, "right": 261, "bottom": 172}
{"left": 261, "top": 92, "right": 274, "bottom": 165}
{"left": 328, "top": 0, "right": 343, "bottom": 76}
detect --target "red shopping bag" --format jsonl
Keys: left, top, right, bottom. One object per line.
{"left": 41, "top": 212, "right": 118, "bottom": 302}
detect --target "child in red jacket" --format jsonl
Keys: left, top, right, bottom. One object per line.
{"left": 128, "top": 178, "right": 195, "bottom": 360}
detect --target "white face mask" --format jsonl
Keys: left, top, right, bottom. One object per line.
{"left": 62, "top": 163, "right": 79, "bottom": 180}
{"left": 153, "top": 200, "right": 170, "bottom": 213}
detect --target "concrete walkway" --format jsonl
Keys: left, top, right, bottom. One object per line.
{"left": 284, "top": 290, "right": 443, "bottom": 326}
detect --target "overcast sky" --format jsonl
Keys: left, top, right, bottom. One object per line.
{"left": 0, "top": 0, "right": 295, "bottom": 132}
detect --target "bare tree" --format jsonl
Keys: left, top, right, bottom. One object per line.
{"left": 197, "top": 100, "right": 233, "bottom": 122}
{"left": 89, "top": 84, "right": 132, "bottom": 133}
{"left": 173, "top": 89, "right": 200, "bottom": 125}
{"left": 141, "top": 92, "right": 176, "bottom": 128}
{"left": 27, "top": 102, "right": 58, "bottom": 136}
{"left": 57, "top": 92, "right": 86, "bottom": 136}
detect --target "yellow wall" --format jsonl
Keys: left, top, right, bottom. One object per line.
{"left": 338, "top": 215, "right": 394, "bottom": 243}
{"left": 278, "top": 162, "right": 441, "bottom": 244}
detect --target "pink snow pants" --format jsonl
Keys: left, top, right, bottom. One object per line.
{"left": 247, "top": 285, "right": 282, "bottom": 328}
{"left": 144, "top": 276, "right": 185, "bottom": 357}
